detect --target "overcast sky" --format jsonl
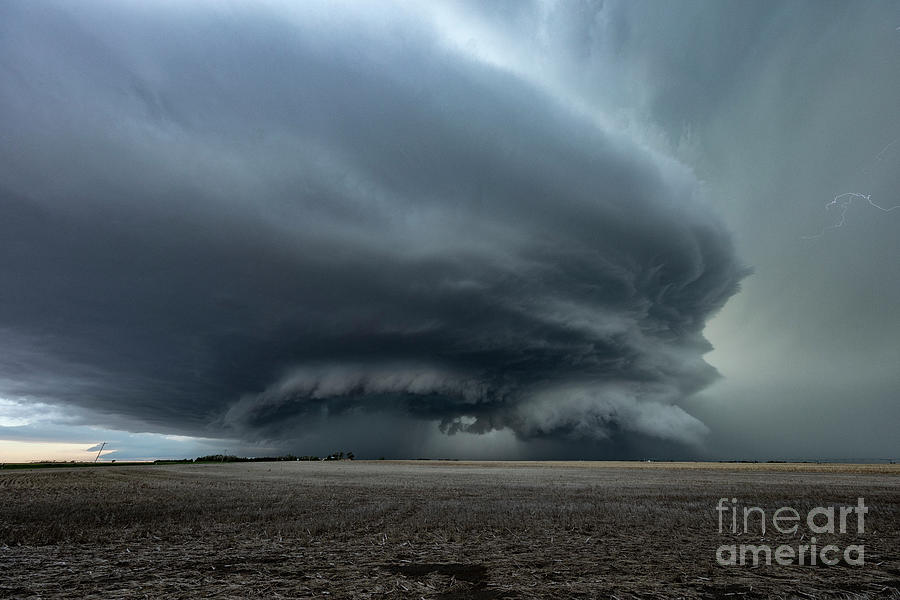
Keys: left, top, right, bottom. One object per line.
{"left": 1, "top": 1, "right": 897, "bottom": 461}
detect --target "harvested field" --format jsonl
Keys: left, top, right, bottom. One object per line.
{"left": 1, "top": 461, "right": 898, "bottom": 599}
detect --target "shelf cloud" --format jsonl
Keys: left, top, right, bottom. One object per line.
{"left": 0, "top": 1, "right": 749, "bottom": 455}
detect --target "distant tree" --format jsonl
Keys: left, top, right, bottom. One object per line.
{"left": 346, "top": 452, "right": 354, "bottom": 460}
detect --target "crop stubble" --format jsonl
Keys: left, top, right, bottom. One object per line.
{"left": 1, "top": 461, "right": 898, "bottom": 599}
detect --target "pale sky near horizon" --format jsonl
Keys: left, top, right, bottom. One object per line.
{"left": 0, "top": 440, "right": 107, "bottom": 463}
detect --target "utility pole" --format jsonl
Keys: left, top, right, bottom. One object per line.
{"left": 94, "top": 442, "right": 106, "bottom": 463}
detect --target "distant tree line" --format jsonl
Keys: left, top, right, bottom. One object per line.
{"left": 185, "top": 451, "right": 354, "bottom": 464}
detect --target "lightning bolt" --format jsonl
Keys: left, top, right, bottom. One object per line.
{"left": 802, "top": 192, "right": 900, "bottom": 239}
{"left": 861, "top": 137, "right": 900, "bottom": 176}
{"left": 803, "top": 24, "right": 900, "bottom": 240}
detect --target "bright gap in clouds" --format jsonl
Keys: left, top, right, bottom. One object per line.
{"left": 0, "top": 397, "right": 248, "bottom": 461}
{"left": 0, "top": 440, "right": 101, "bottom": 463}
{"left": 0, "top": 434, "right": 241, "bottom": 463}
{"left": 0, "top": 431, "right": 253, "bottom": 463}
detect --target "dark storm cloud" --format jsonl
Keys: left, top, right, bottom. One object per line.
{"left": 0, "top": 1, "right": 746, "bottom": 450}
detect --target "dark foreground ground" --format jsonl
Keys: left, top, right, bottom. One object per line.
{"left": 1, "top": 461, "right": 898, "bottom": 599}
